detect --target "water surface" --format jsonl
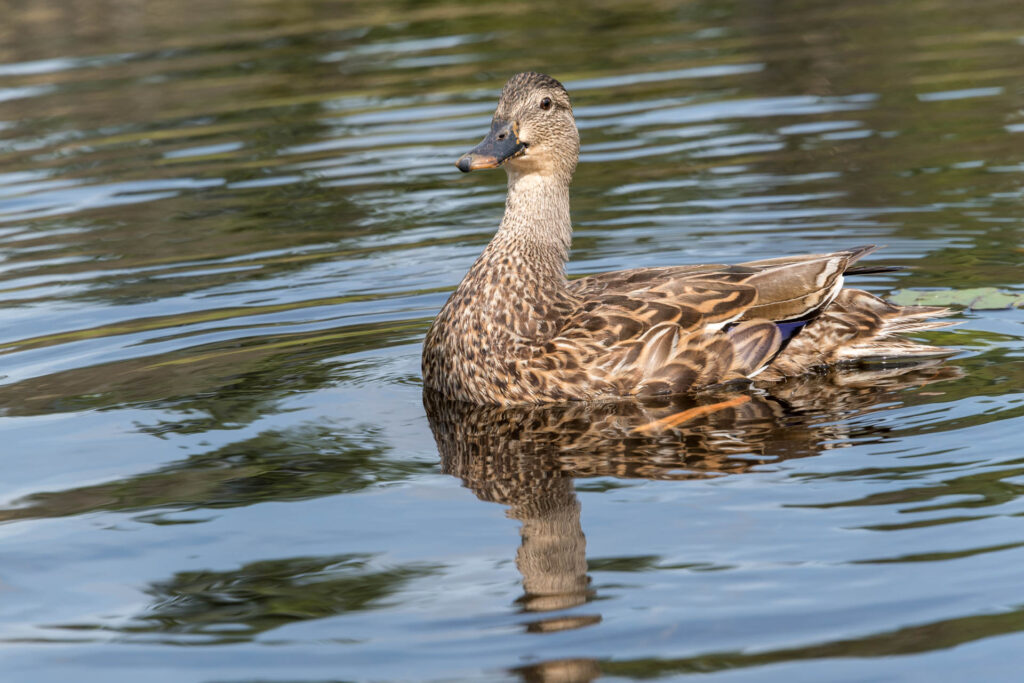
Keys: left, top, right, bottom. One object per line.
{"left": 1, "top": 0, "right": 1023, "bottom": 680}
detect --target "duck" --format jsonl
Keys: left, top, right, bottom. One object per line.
{"left": 422, "top": 72, "right": 954, "bottom": 405}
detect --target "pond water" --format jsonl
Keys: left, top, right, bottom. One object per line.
{"left": 1, "top": 0, "right": 1023, "bottom": 680}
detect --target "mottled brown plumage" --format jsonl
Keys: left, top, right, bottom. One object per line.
{"left": 422, "top": 72, "right": 955, "bottom": 405}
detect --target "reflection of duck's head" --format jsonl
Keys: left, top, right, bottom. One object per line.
{"left": 456, "top": 72, "right": 579, "bottom": 182}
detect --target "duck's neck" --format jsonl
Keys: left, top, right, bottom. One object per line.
{"left": 423, "top": 170, "right": 574, "bottom": 401}
{"left": 483, "top": 170, "right": 572, "bottom": 285}
{"left": 444, "top": 170, "right": 573, "bottom": 356}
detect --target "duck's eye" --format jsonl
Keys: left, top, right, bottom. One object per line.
{"left": 539, "top": 97, "right": 552, "bottom": 110}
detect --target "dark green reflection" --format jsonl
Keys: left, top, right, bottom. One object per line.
{"left": 116, "top": 554, "right": 438, "bottom": 644}
{"left": 0, "top": 317, "right": 429, "bottom": 421}
{"left": 0, "top": 425, "right": 432, "bottom": 524}
{"left": 509, "top": 604, "right": 1024, "bottom": 679}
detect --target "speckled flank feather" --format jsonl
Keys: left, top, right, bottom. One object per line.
{"left": 422, "top": 72, "right": 956, "bottom": 405}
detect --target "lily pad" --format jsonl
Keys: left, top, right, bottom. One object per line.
{"left": 888, "top": 287, "right": 1024, "bottom": 310}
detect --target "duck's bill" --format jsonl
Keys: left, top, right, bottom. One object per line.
{"left": 456, "top": 121, "right": 525, "bottom": 172}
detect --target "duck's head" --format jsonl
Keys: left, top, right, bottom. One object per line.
{"left": 456, "top": 72, "right": 579, "bottom": 182}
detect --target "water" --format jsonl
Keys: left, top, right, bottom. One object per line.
{"left": 0, "top": 0, "right": 1022, "bottom": 680}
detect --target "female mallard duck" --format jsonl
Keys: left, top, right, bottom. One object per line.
{"left": 422, "top": 72, "right": 953, "bottom": 405}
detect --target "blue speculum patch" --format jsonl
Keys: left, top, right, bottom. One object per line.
{"left": 775, "top": 319, "right": 812, "bottom": 345}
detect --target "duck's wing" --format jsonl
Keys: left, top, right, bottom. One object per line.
{"left": 547, "top": 245, "right": 951, "bottom": 398}
{"left": 569, "top": 245, "right": 876, "bottom": 324}
{"left": 530, "top": 275, "right": 770, "bottom": 398}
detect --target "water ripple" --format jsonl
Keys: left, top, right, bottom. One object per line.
{"left": 0, "top": 0, "right": 1022, "bottom": 678}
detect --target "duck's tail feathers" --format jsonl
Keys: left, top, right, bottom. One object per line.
{"left": 761, "top": 289, "right": 957, "bottom": 379}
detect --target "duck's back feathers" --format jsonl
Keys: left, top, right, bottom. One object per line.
{"left": 425, "top": 240, "right": 954, "bottom": 403}
{"left": 571, "top": 245, "right": 874, "bottom": 324}
{"left": 516, "top": 245, "right": 954, "bottom": 401}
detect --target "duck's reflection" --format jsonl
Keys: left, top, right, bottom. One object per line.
{"left": 425, "top": 363, "right": 958, "bottom": 639}
{"left": 426, "top": 388, "right": 597, "bottom": 632}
